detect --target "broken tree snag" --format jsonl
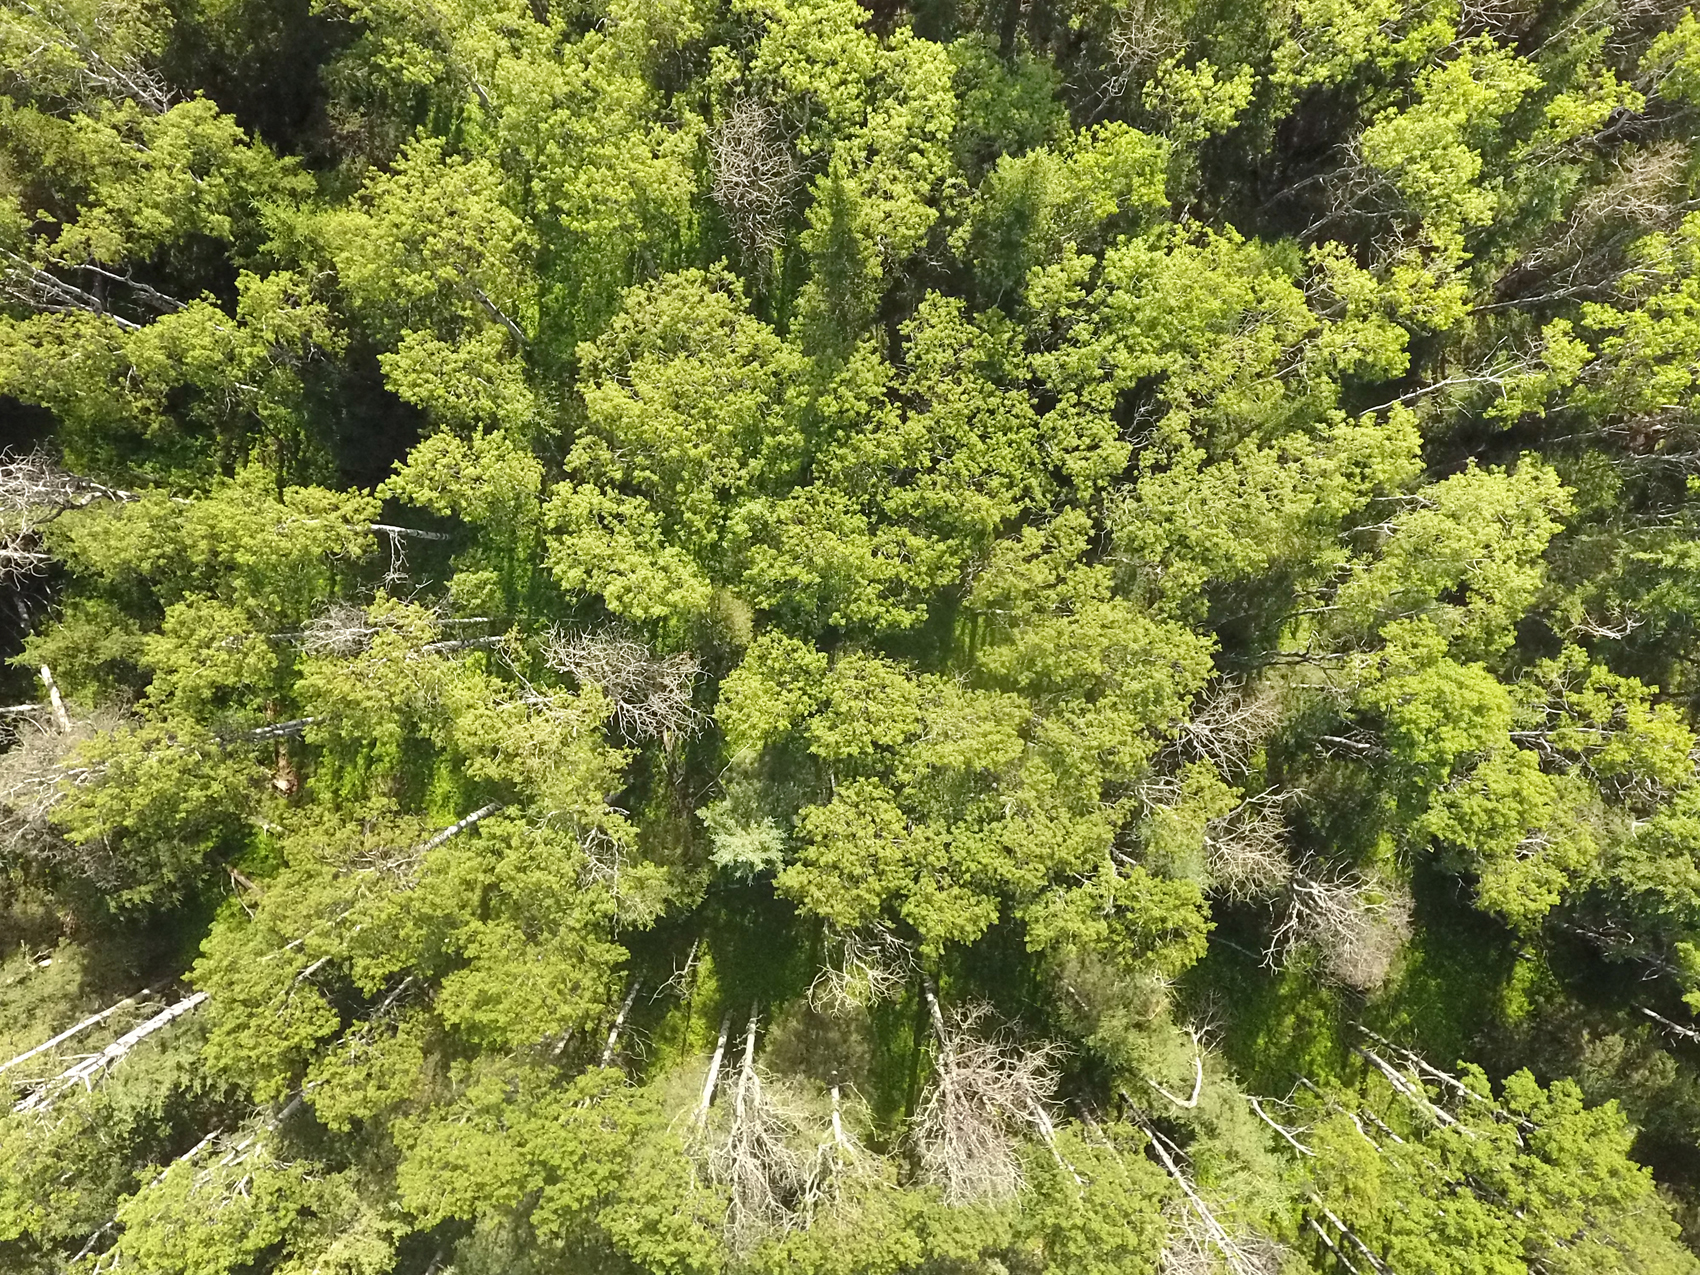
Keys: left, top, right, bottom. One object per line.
{"left": 1265, "top": 864, "right": 1412, "bottom": 991}
{"left": 696, "top": 1010, "right": 734, "bottom": 1126}
{"left": 14, "top": 990, "right": 209, "bottom": 1113}
{"left": 37, "top": 666, "right": 70, "bottom": 733}
{"left": 601, "top": 976, "right": 641, "bottom": 1068}
{"left": 1308, "top": 1195, "right": 1395, "bottom": 1275}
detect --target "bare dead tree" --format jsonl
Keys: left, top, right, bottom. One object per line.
{"left": 0, "top": 985, "right": 154, "bottom": 1078}
{"left": 301, "top": 601, "right": 381, "bottom": 657}
{"left": 802, "top": 1080, "right": 871, "bottom": 1220}
{"left": 1457, "top": 0, "right": 1542, "bottom": 37}
{"left": 1203, "top": 790, "right": 1293, "bottom": 902}
{"left": 0, "top": 449, "right": 134, "bottom": 584}
{"left": 1177, "top": 684, "right": 1282, "bottom": 778}
{"left": 711, "top": 99, "right": 798, "bottom": 259}
{"left": 913, "top": 986, "right": 1064, "bottom": 1205}
{"left": 1102, "top": 0, "right": 1185, "bottom": 101}
{"left": 1144, "top": 1024, "right": 1207, "bottom": 1110}
{"left": 1265, "top": 865, "right": 1411, "bottom": 991}
{"left": 695, "top": 1010, "right": 734, "bottom": 1128}
{"left": 1141, "top": 1129, "right": 1284, "bottom": 1275}
{"left": 344, "top": 802, "right": 504, "bottom": 883}
{"left": 807, "top": 925, "right": 915, "bottom": 1013}
{"left": 0, "top": 704, "right": 127, "bottom": 880}
{"left": 601, "top": 976, "right": 641, "bottom": 1068}
{"left": 542, "top": 627, "right": 703, "bottom": 741}
{"left": 700, "top": 1005, "right": 815, "bottom": 1253}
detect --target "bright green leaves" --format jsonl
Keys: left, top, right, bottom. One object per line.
{"left": 383, "top": 427, "right": 545, "bottom": 608}
{"left": 716, "top": 631, "right": 829, "bottom": 756}
{"left": 740, "top": 0, "right": 959, "bottom": 266}
{"left": 960, "top": 122, "right": 1168, "bottom": 303}
{"left": 546, "top": 268, "right": 800, "bottom": 623}
{"left": 198, "top": 809, "right": 627, "bottom": 1106}
{"left": 1335, "top": 458, "right": 1573, "bottom": 657}
{"left": 1113, "top": 408, "right": 1423, "bottom": 619}
{"left": 714, "top": 509, "right": 1216, "bottom": 965}
{"left": 26, "top": 95, "right": 308, "bottom": 266}
{"left": 395, "top": 1061, "right": 722, "bottom": 1272}
{"left": 46, "top": 468, "right": 377, "bottom": 624}
{"left": 112, "top": 1149, "right": 344, "bottom": 1275}
{"left": 325, "top": 135, "right": 535, "bottom": 346}
{"left": 1360, "top": 40, "right": 1544, "bottom": 259}
{"left": 1572, "top": 213, "right": 1700, "bottom": 425}
{"left": 1646, "top": 10, "right": 1700, "bottom": 106}
{"left": 578, "top": 268, "right": 800, "bottom": 541}
{"left": 1363, "top": 620, "right": 1516, "bottom": 782}
{"left": 138, "top": 598, "right": 278, "bottom": 723}
{"left": 1307, "top": 1067, "right": 1697, "bottom": 1275}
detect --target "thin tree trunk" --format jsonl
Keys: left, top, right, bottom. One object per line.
{"left": 601, "top": 977, "right": 641, "bottom": 1067}
{"left": 696, "top": 1010, "right": 733, "bottom": 1125}
{"left": 37, "top": 665, "right": 70, "bottom": 732}
{"left": 15, "top": 991, "right": 208, "bottom": 1113}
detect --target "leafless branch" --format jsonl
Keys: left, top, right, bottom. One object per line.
{"left": 1204, "top": 789, "right": 1293, "bottom": 902}
{"left": 0, "top": 0, "right": 172, "bottom": 112}
{"left": 712, "top": 99, "right": 798, "bottom": 259}
{"left": 700, "top": 1005, "right": 816, "bottom": 1253}
{"left": 14, "top": 991, "right": 208, "bottom": 1113}
{"left": 1265, "top": 864, "right": 1411, "bottom": 991}
{"left": 542, "top": 627, "right": 703, "bottom": 741}
{"left": 808, "top": 925, "right": 915, "bottom": 1013}
{"left": 913, "top": 985, "right": 1063, "bottom": 1205}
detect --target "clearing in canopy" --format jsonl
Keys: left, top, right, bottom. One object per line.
{"left": 9, "top": 0, "right": 1700, "bottom": 1271}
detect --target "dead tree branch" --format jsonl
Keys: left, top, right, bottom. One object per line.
{"left": 542, "top": 627, "right": 703, "bottom": 741}
{"left": 913, "top": 984, "right": 1063, "bottom": 1204}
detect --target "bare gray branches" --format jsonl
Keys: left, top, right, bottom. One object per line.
{"left": 1265, "top": 865, "right": 1412, "bottom": 991}
{"left": 0, "top": 0, "right": 171, "bottom": 113}
{"left": 711, "top": 100, "right": 798, "bottom": 259}
{"left": 0, "top": 450, "right": 132, "bottom": 583}
{"left": 807, "top": 925, "right": 914, "bottom": 1013}
{"left": 913, "top": 989, "right": 1063, "bottom": 1205}
{"left": 542, "top": 628, "right": 702, "bottom": 741}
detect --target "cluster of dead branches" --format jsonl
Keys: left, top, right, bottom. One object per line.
{"left": 711, "top": 99, "right": 798, "bottom": 259}
{"left": 296, "top": 600, "right": 499, "bottom": 660}
{"left": 1102, "top": 0, "right": 1186, "bottom": 98}
{"left": 913, "top": 989, "right": 1064, "bottom": 1205}
{"left": 692, "top": 1007, "right": 868, "bottom": 1253}
{"left": 807, "top": 925, "right": 915, "bottom": 1013}
{"left": 1158, "top": 1201, "right": 1284, "bottom": 1275}
{"left": 0, "top": 696, "right": 125, "bottom": 879}
{"left": 542, "top": 627, "right": 703, "bottom": 741}
{"left": 0, "top": 450, "right": 132, "bottom": 583}
{"left": 1, "top": 0, "right": 172, "bottom": 114}
{"left": 1176, "top": 684, "right": 1283, "bottom": 779}
{"left": 1203, "top": 789, "right": 1293, "bottom": 902}
{"left": 1265, "top": 865, "right": 1412, "bottom": 991}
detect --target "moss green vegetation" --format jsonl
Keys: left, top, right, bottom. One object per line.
{"left": 5, "top": 0, "right": 1700, "bottom": 1270}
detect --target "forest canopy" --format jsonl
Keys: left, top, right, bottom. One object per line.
{"left": 5, "top": 0, "right": 1700, "bottom": 1270}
